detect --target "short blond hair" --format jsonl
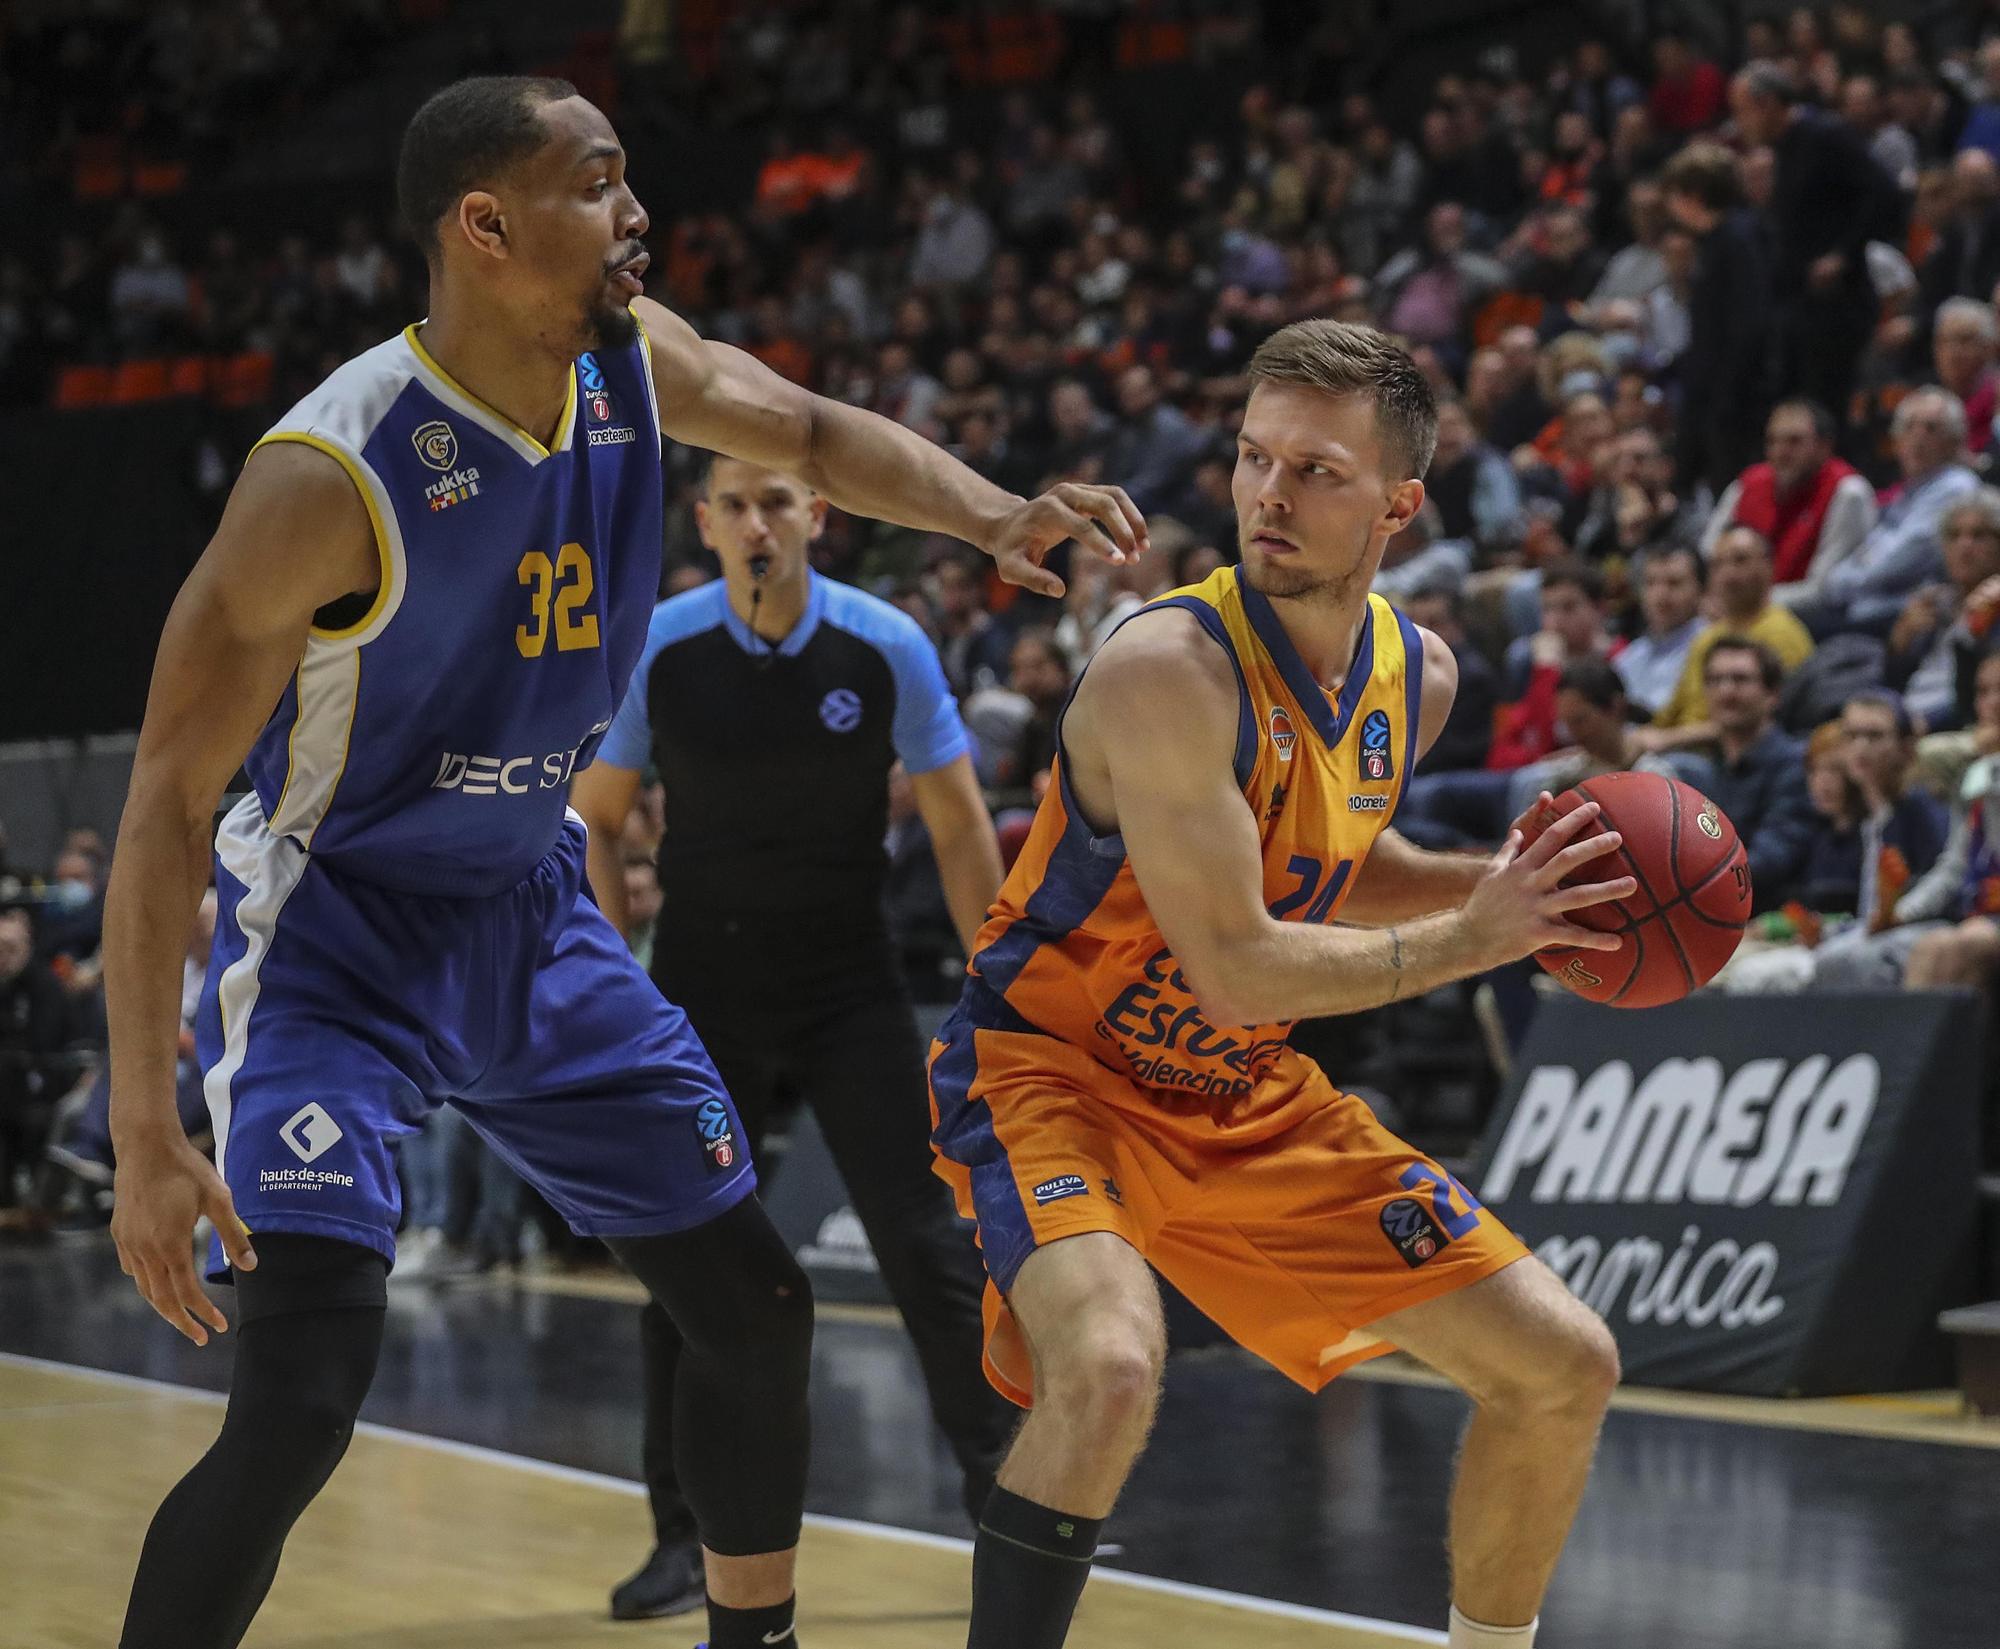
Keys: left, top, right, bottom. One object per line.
{"left": 1246, "top": 319, "right": 1439, "bottom": 477}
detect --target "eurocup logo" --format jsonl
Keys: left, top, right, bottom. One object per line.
{"left": 820, "top": 689, "right": 863, "bottom": 733}
{"left": 1360, "top": 708, "right": 1393, "bottom": 782}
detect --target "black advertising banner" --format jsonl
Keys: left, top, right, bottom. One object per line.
{"left": 1473, "top": 992, "right": 1983, "bottom": 1396}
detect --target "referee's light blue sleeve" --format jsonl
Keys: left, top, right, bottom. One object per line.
{"left": 884, "top": 617, "right": 972, "bottom": 776}
{"left": 596, "top": 645, "right": 656, "bottom": 771}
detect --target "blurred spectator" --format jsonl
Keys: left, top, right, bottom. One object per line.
{"left": 1101, "top": 366, "right": 1211, "bottom": 515}
{"left": 1373, "top": 203, "right": 1507, "bottom": 353}
{"left": 1662, "top": 141, "right": 1775, "bottom": 493}
{"left": 1572, "top": 426, "right": 1694, "bottom": 564}
{"left": 1003, "top": 628, "right": 1073, "bottom": 801}
{"left": 930, "top": 551, "right": 1013, "bottom": 698}
{"left": 1914, "top": 149, "right": 2000, "bottom": 323}
{"left": 1425, "top": 398, "right": 1524, "bottom": 557}
{"left": 108, "top": 227, "right": 191, "bottom": 349}
{"left": 35, "top": 844, "right": 106, "bottom": 977}
{"left": 1705, "top": 400, "right": 1878, "bottom": 609}
{"left": 0, "top": 908, "right": 85, "bottom": 1230}
{"left": 1648, "top": 33, "right": 1727, "bottom": 136}
{"left": 1513, "top": 655, "right": 1642, "bottom": 814}
{"left": 1041, "top": 377, "right": 1115, "bottom": 483}
{"left": 1006, "top": 124, "right": 1088, "bottom": 247}
{"left": 333, "top": 217, "right": 392, "bottom": 308}
{"left": 1843, "top": 72, "right": 1920, "bottom": 190}
{"left": 909, "top": 175, "right": 996, "bottom": 290}
{"left": 1898, "top": 704, "right": 2000, "bottom": 990}
{"left": 1644, "top": 526, "right": 1815, "bottom": 749}
{"left": 44, "top": 890, "right": 215, "bottom": 1195}
{"left": 1887, "top": 487, "right": 2000, "bottom": 731}
{"left": 1613, "top": 542, "right": 1706, "bottom": 718}
{"left": 1805, "top": 387, "right": 1980, "bottom": 635}
{"left": 1481, "top": 560, "right": 1616, "bottom": 779}
{"left": 1955, "top": 39, "right": 2000, "bottom": 164}
{"left": 1404, "top": 584, "right": 1498, "bottom": 773}
{"left": 1374, "top": 506, "right": 1473, "bottom": 606}
{"left": 1697, "top": 638, "right": 1817, "bottom": 911}
{"left": 1585, "top": 178, "right": 1670, "bottom": 309}
{"left": 1929, "top": 297, "right": 2000, "bottom": 457}
{"left": 1731, "top": 62, "right": 1901, "bottom": 430}
{"left": 1561, "top": 39, "right": 1643, "bottom": 141}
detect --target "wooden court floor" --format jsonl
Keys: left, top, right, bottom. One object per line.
{"left": 2, "top": 1358, "right": 1437, "bottom": 1649}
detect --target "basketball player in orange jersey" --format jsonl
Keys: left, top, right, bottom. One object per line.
{"left": 928, "top": 320, "right": 1637, "bottom": 1649}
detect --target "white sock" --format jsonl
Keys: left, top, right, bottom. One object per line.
{"left": 1448, "top": 1605, "right": 1538, "bottom": 1649}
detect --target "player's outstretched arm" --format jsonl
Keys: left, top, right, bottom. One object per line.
{"left": 632, "top": 296, "right": 1144, "bottom": 598}
{"left": 1073, "top": 615, "right": 1638, "bottom": 1027}
{"left": 105, "top": 442, "right": 378, "bottom": 1344}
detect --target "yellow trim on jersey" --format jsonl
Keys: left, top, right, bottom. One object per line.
{"left": 629, "top": 304, "right": 665, "bottom": 447}
{"left": 403, "top": 323, "right": 577, "bottom": 458}
{"left": 247, "top": 431, "right": 393, "bottom": 642}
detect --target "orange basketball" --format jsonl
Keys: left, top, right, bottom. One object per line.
{"left": 1533, "top": 770, "right": 1751, "bottom": 1008}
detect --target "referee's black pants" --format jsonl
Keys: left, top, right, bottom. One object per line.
{"left": 641, "top": 929, "right": 1015, "bottom": 1540}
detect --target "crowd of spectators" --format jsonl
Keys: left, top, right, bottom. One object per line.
{"left": 21, "top": 2, "right": 2000, "bottom": 1232}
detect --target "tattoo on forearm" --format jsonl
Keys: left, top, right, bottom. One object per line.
{"left": 1386, "top": 926, "right": 1406, "bottom": 1002}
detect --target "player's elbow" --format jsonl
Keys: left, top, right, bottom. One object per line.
{"left": 1176, "top": 936, "right": 1265, "bottom": 1029}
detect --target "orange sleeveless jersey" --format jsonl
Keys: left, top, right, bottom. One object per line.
{"left": 965, "top": 564, "right": 1422, "bottom": 1130}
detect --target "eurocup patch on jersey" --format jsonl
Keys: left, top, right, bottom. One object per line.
{"left": 1269, "top": 705, "right": 1297, "bottom": 762}
{"left": 1380, "top": 1196, "right": 1449, "bottom": 1267}
{"left": 580, "top": 349, "right": 638, "bottom": 448}
{"left": 1359, "top": 708, "right": 1394, "bottom": 782}
{"left": 694, "top": 1097, "right": 738, "bottom": 1174}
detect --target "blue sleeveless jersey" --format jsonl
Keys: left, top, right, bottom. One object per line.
{"left": 241, "top": 321, "right": 664, "bottom": 895}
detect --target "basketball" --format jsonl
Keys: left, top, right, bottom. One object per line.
{"left": 1534, "top": 770, "right": 1751, "bottom": 1009}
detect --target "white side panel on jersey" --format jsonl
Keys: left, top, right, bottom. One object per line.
{"left": 205, "top": 795, "right": 313, "bottom": 1184}
{"left": 268, "top": 642, "right": 363, "bottom": 845}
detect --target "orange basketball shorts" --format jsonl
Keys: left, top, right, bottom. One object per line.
{"left": 927, "top": 986, "right": 1528, "bottom": 1408}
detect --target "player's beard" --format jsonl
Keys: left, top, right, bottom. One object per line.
{"left": 587, "top": 295, "right": 639, "bottom": 351}
{"left": 1239, "top": 533, "right": 1367, "bottom": 607}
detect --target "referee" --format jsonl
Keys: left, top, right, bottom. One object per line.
{"left": 574, "top": 456, "right": 1017, "bottom": 1621}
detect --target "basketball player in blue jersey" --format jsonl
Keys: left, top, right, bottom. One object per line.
{"left": 102, "top": 77, "right": 1145, "bottom": 1649}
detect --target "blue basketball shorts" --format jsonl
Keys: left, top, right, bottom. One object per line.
{"left": 196, "top": 797, "right": 754, "bottom": 1275}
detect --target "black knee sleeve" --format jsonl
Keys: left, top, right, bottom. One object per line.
{"left": 610, "top": 1198, "right": 813, "bottom": 1556}
{"left": 121, "top": 1235, "right": 387, "bottom": 1649}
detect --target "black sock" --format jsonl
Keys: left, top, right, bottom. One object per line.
{"left": 966, "top": 1486, "right": 1104, "bottom": 1649}
{"left": 706, "top": 1594, "right": 798, "bottom": 1649}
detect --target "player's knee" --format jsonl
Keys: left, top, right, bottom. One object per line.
{"left": 1039, "top": 1317, "right": 1164, "bottom": 1434}
{"left": 1494, "top": 1310, "right": 1619, "bottom": 1423}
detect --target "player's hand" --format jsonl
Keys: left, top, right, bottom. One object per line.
{"left": 1507, "top": 789, "right": 1563, "bottom": 848}
{"left": 983, "top": 482, "right": 1149, "bottom": 598}
{"left": 1458, "top": 801, "right": 1637, "bottom": 970}
{"left": 111, "top": 1130, "right": 256, "bottom": 1345}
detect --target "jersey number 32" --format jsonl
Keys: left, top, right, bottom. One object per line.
{"left": 516, "top": 542, "right": 601, "bottom": 658}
